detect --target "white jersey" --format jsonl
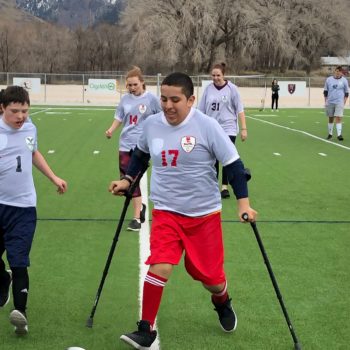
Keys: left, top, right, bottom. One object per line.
{"left": 198, "top": 80, "right": 244, "bottom": 136}
{"left": 324, "top": 76, "right": 349, "bottom": 105}
{"left": 138, "top": 108, "right": 240, "bottom": 217}
{"left": 0, "top": 118, "right": 38, "bottom": 207}
{"left": 115, "top": 91, "right": 161, "bottom": 151}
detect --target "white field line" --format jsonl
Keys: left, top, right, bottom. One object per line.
{"left": 247, "top": 116, "right": 350, "bottom": 151}
{"left": 30, "top": 108, "right": 51, "bottom": 115}
{"left": 31, "top": 107, "right": 115, "bottom": 111}
{"left": 140, "top": 174, "right": 160, "bottom": 350}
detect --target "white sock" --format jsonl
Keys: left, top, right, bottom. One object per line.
{"left": 336, "top": 123, "right": 342, "bottom": 136}
{"left": 134, "top": 218, "right": 141, "bottom": 223}
{"left": 328, "top": 123, "right": 334, "bottom": 135}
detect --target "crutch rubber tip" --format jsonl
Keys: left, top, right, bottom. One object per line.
{"left": 294, "top": 343, "right": 302, "bottom": 350}
{"left": 86, "top": 317, "right": 93, "bottom": 328}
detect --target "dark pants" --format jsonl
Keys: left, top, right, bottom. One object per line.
{"left": 0, "top": 204, "right": 36, "bottom": 313}
{"left": 215, "top": 135, "right": 236, "bottom": 186}
{"left": 272, "top": 94, "right": 279, "bottom": 110}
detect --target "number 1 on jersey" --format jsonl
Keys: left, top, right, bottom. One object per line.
{"left": 16, "top": 156, "right": 22, "bottom": 172}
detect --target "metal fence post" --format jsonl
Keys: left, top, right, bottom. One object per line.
{"left": 83, "top": 74, "right": 85, "bottom": 103}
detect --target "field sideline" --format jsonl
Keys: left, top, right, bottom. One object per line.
{"left": 0, "top": 106, "right": 349, "bottom": 350}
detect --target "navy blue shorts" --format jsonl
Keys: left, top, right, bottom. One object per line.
{"left": 0, "top": 204, "right": 37, "bottom": 267}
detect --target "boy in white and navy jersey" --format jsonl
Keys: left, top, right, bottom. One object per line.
{"left": 323, "top": 66, "right": 349, "bottom": 141}
{"left": 0, "top": 86, "right": 67, "bottom": 335}
{"left": 109, "top": 73, "right": 257, "bottom": 349}
{"left": 198, "top": 62, "right": 248, "bottom": 199}
{"left": 106, "top": 67, "right": 161, "bottom": 231}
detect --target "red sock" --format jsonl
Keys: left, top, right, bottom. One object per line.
{"left": 142, "top": 271, "right": 167, "bottom": 327}
{"left": 211, "top": 280, "right": 228, "bottom": 304}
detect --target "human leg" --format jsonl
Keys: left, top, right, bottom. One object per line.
{"left": 121, "top": 210, "right": 182, "bottom": 348}
{"left": 120, "top": 264, "right": 172, "bottom": 349}
{"left": 336, "top": 117, "right": 343, "bottom": 140}
{"left": 2, "top": 206, "right": 36, "bottom": 335}
{"left": 182, "top": 212, "right": 237, "bottom": 332}
{"left": 0, "top": 238, "right": 12, "bottom": 308}
{"left": 203, "top": 281, "right": 237, "bottom": 332}
{"left": 326, "top": 105, "right": 335, "bottom": 139}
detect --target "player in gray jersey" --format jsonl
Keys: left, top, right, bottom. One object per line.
{"left": 106, "top": 67, "right": 161, "bottom": 231}
{"left": 323, "top": 66, "right": 349, "bottom": 141}
{"left": 109, "top": 73, "right": 257, "bottom": 349}
{"left": 0, "top": 86, "right": 67, "bottom": 336}
{"left": 198, "top": 62, "right": 248, "bottom": 199}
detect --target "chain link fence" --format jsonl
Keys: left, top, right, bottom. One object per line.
{"left": 0, "top": 72, "right": 349, "bottom": 108}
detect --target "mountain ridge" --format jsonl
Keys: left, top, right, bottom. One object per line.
{"left": 15, "top": 0, "right": 124, "bottom": 28}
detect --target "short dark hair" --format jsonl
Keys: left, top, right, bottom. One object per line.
{"left": 335, "top": 66, "right": 343, "bottom": 71}
{"left": 1, "top": 86, "right": 30, "bottom": 108}
{"left": 0, "top": 89, "right": 5, "bottom": 106}
{"left": 161, "top": 72, "right": 194, "bottom": 98}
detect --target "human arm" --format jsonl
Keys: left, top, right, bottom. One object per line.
{"left": 239, "top": 111, "right": 247, "bottom": 141}
{"left": 223, "top": 159, "right": 257, "bottom": 222}
{"left": 105, "top": 119, "right": 122, "bottom": 139}
{"left": 344, "top": 79, "right": 349, "bottom": 105}
{"left": 32, "top": 150, "right": 67, "bottom": 194}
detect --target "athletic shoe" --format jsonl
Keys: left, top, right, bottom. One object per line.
{"left": 337, "top": 135, "right": 344, "bottom": 141}
{"left": 326, "top": 134, "right": 332, "bottom": 140}
{"left": 212, "top": 297, "right": 237, "bottom": 332}
{"left": 9, "top": 309, "right": 28, "bottom": 335}
{"left": 221, "top": 189, "right": 230, "bottom": 199}
{"left": 127, "top": 219, "right": 141, "bottom": 231}
{"left": 140, "top": 204, "right": 147, "bottom": 224}
{"left": 0, "top": 270, "right": 12, "bottom": 307}
{"left": 120, "top": 320, "right": 157, "bottom": 349}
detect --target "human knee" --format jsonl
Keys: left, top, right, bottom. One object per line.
{"left": 149, "top": 264, "right": 173, "bottom": 279}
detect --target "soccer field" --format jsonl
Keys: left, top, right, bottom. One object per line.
{"left": 0, "top": 106, "right": 349, "bottom": 350}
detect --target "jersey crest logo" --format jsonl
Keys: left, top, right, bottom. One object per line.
{"left": 221, "top": 95, "right": 228, "bottom": 103}
{"left": 288, "top": 84, "right": 296, "bottom": 94}
{"left": 139, "top": 104, "right": 147, "bottom": 114}
{"left": 181, "top": 136, "right": 196, "bottom": 153}
{"left": 25, "top": 136, "right": 35, "bottom": 151}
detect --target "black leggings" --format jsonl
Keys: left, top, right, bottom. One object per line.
{"left": 272, "top": 94, "right": 279, "bottom": 109}
{"left": 215, "top": 135, "right": 236, "bottom": 186}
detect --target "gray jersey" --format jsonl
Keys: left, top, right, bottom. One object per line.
{"left": 324, "top": 76, "right": 349, "bottom": 105}
{"left": 0, "top": 118, "right": 38, "bottom": 207}
{"left": 198, "top": 80, "right": 244, "bottom": 136}
{"left": 115, "top": 91, "right": 161, "bottom": 151}
{"left": 138, "top": 108, "right": 240, "bottom": 217}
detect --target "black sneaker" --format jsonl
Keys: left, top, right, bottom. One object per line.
{"left": 127, "top": 219, "right": 141, "bottom": 231}
{"left": 140, "top": 204, "right": 147, "bottom": 224}
{"left": 120, "top": 320, "right": 157, "bottom": 349}
{"left": 337, "top": 135, "right": 344, "bottom": 141}
{"left": 326, "top": 134, "right": 332, "bottom": 140}
{"left": 0, "top": 270, "right": 12, "bottom": 307}
{"left": 212, "top": 297, "right": 237, "bottom": 332}
{"left": 221, "top": 189, "right": 230, "bottom": 199}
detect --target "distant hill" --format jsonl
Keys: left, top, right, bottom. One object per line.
{"left": 15, "top": 0, "right": 125, "bottom": 29}
{"left": 0, "top": 0, "right": 45, "bottom": 25}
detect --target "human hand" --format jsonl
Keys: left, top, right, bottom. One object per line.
{"left": 240, "top": 129, "right": 247, "bottom": 141}
{"left": 52, "top": 177, "right": 67, "bottom": 194}
{"left": 109, "top": 179, "right": 130, "bottom": 196}
{"left": 105, "top": 129, "right": 113, "bottom": 139}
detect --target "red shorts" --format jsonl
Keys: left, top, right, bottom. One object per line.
{"left": 119, "top": 151, "right": 141, "bottom": 198}
{"left": 146, "top": 209, "right": 226, "bottom": 286}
